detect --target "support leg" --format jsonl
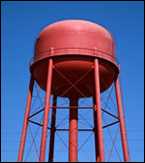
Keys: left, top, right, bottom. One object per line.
{"left": 39, "top": 59, "right": 53, "bottom": 162}
{"left": 93, "top": 105, "right": 100, "bottom": 162}
{"left": 17, "top": 76, "right": 34, "bottom": 161}
{"left": 48, "top": 95, "right": 57, "bottom": 162}
{"left": 94, "top": 59, "right": 104, "bottom": 162}
{"left": 69, "top": 98, "right": 78, "bottom": 162}
{"left": 114, "top": 77, "right": 129, "bottom": 162}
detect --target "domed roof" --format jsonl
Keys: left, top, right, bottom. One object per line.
{"left": 39, "top": 20, "right": 113, "bottom": 41}
{"left": 34, "top": 19, "right": 115, "bottom": 65}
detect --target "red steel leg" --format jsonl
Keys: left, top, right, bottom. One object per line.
{"left": 48, "top": 95, "right": 57, "bottom": 162}
{"left": 115, "top": 77, "right": 129, "bottom": 162}
{"left": 69, "top": 98, "right": 78, "bottom": 162}
{"left": 93, "top": 106, "right": 100, "bottom": 162}
{"left": 39, "top": 59, "right": 53, "bottom": 162}
{"left": 17, "top": 76, "right": 34, "bottom": 161}
{"left": 94, "top": 59, "right": 104, "bottom": 162}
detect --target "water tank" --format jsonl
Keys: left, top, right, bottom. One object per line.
{"left": 30, "top": 20, "right": 119, "bottom": 98}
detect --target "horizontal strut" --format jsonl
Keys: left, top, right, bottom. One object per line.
{"left": 28, "top": 119, "right": 120, "bottom": 130}
{"left": 28, "top": 107, "right": 119, "bottom": 121}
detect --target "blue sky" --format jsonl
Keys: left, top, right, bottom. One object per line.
{"left": 1, "top": 1, "right": 144, "bottom": 162}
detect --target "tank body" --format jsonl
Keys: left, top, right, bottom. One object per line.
{"left": 30, "top": 20, "right": 119, "bottom": 98}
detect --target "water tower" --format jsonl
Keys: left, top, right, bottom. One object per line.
{"left": 17, "top": 20, "right": 129, "bottom": 162}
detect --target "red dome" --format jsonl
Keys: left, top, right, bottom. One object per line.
{"left": 34, "top": 20, "right": 115, "bottom": 64}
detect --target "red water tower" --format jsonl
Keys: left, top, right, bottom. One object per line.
{"left": 17, "top": 20, "right": 129, "bottom": 162}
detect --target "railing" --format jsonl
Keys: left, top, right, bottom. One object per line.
{"left": 29, "top": 47, "right": 120, "bottom": 66}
